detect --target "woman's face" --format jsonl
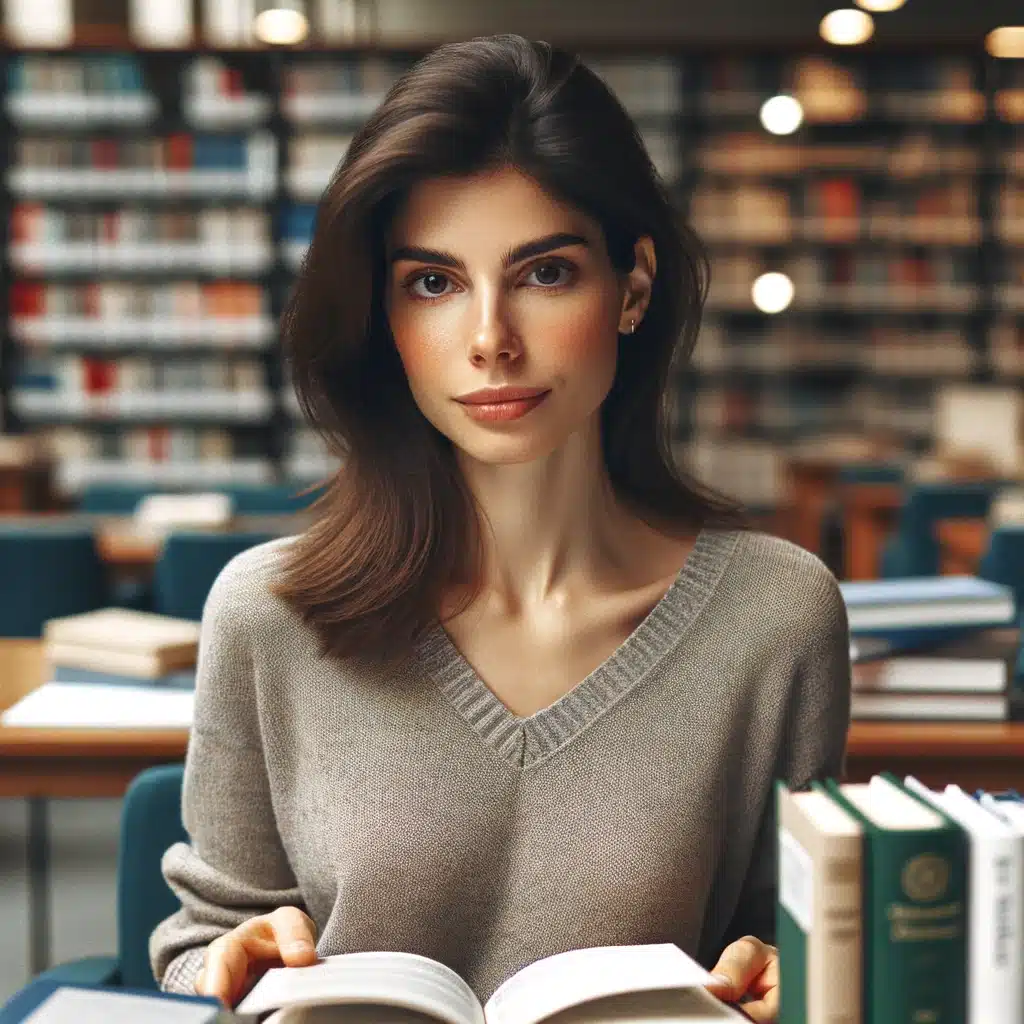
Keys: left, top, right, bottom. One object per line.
{"left": 385, "top": 166, "right": 653, "bottom": 465}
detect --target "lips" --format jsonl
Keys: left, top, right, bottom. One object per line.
{"left": 455, "top": 386, "right": 550, "bottom": 405}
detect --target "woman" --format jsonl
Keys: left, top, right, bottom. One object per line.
{"left": 151, "top": 35, "right": 850, "bottom": 1024}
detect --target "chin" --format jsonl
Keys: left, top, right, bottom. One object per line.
{"left": 454, "top": 434, "right": 561, "bottom": 466}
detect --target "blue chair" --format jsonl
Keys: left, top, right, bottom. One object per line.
{"left": 880, "top": 481, "right": 1001, "bottom": 579}
{"left": 77, "top": 484, "right": 161, "bottom": 516}
{"left": 222, "top": 482, "right": 326, "bottom": 516}
{"left": 0, "top": 522, "right": 107, "bottom": 636}
{"left": 153, "top": 530, "right": 276, "bottom": 621}
{"left": 979, "top": 525, "right": 1024, "bottom": 613}
{"left": 30, "top": 764, "right": 187, "bottom": 990}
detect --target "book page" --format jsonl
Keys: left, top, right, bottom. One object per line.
{"left": 1, "top": 682, "right": 194, "bottom": 729}
{"left": 483, "top": 945, "right": 716, "bottom": 1024}
{"left": 235, "top": 952, "right": 485, "bottom": 1024}
{"left": 22, "top": 987, "right": 217, "bottom": 1023}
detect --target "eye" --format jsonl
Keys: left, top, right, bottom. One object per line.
{"left": 525, "top": 260, "right": 575, "bottom": 288}
{"left": 406, "top": 271, "right": 455, "bottom": 300}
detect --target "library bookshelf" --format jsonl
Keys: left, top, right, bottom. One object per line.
{"left": 1, "top": 46, "right": 1020, "bottom": 508}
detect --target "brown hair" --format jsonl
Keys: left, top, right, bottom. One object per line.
{"left": 275, "top": 33, "right": 747, "bottom": 664}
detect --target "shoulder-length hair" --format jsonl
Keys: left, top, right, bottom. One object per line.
{"left": 275, "top": 33, "right": 747, "bottom": 665}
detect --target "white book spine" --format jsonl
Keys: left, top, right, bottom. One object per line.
{"left": 907, "top": 778, "right": 1024, "bottom": 1024}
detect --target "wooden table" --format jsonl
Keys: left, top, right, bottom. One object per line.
{"left": 839, "top": 482, "right": 904, "bottom": 580}
{"left": 7, "top": 637, "right": 1024, "bottom": 973}
{"left": 0, "top": 641, "right": 188, "bottom": 975}
{"left": 935, "top": 517, "right": 988, "bottom": 576}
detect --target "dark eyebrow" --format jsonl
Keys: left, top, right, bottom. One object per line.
{"left": 389, "top": 232, "right": 589, "bottom": 271}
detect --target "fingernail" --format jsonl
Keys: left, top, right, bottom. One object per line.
{"left": 709, "top": 973, "right": 734, "bottom": 991}
{"left": 281, "top": 941, "right": 313, "bottom": 955}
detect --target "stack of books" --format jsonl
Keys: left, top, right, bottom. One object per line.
{"left": 840, "top": 576, "right": 1021, "bottom": 721}
{"left": 778, "top": 772, "right": 1024, "bottom": 1024}
{"left": 1, "top": 609, "right": 199, "bottom": 729}
{"left": 43, "top": 607, "right": 199, "bottom": 686}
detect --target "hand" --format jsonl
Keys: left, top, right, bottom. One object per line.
{"left": 195, "top": 906, "right": 319, "bottom": 1008}
{"left": 706, "top": 935, "right": 778, "bottom": 1024}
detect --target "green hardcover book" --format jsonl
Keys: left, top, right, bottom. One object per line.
{"left": 824, "top": 775, "right": 967, "bottom": 1024}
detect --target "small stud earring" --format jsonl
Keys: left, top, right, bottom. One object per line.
{"left": 629, "top": 318, "right": 637, "bottom": 334}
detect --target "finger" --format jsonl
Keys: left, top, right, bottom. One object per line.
{"left": 707, "top": 936, "right": 773, "bottom": 1001}
{"left": 744, "top": 949, "right": 779, "bottom": 998}
{"left": 267, "top": 907, "right": 319, "bottom": 966}
{"left": 202, "top": 935, "right": 252, "bottom": 1007}
{"left": 735, "top": 985, "right": 779, "bottom": 1024}
{"left": 205, "top": 919, "right": 286, "bottom": 1006}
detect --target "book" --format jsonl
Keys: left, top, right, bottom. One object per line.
{"left": 0, "top": 979, "right": 225, "bottom": 1023}
{"left": 43, "top": 607, "right": 201, "bottom": 677}
{"left": 850, "top": 691, "right": 1013, "bottom": 721}
{"left": 852, "top": 627, "right": 1020, "bottom": 693}
{"left": 903, "top": 778, "right": 1024, "bottom": 1024}
{"left": 0, "top": 681, "right": 194, "bottom": 729}
{"left": 776, "top": 782, "right": 862, "bottom": 1024}
{"left": 234, "top": 945, "right": 748, "bottom": 1024}
{"left": 823, "top": 775, "right": 967, "bottom": 1024}
{"left": 838, "top": 576, "right": 1015, "bottom": 633}
{"left": 51, "top": 663, "right": 196, "bottom": 689}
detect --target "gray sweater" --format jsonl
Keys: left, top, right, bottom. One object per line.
{"left": 152, "top": 528, "right": 851, "bottom": 1002}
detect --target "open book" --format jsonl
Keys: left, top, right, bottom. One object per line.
{"left": 234, "top": 944, "right": 748, "bottom": 1024}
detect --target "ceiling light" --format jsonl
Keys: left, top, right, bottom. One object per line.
{"left": 760, "top": 95, "right": 804, "bottom": 135}
{"left": 856, "top": 0, "right": 905, "bottom": 11}
{"left": 986, "top": 27, "right": 1024, "bottom": 58}
{"left": 820, "top": 9, "right": 875, "bottom": 45}
{"left": 254, "top": 0, "right": 308, "bottom": 44}
{"left": 752, "top": 273, "right": 794, "bottom": 315}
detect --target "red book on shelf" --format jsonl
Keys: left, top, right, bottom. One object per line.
{"left": 148, "top": 427, "right": 170, "bottom": 461}
{"left": 10, "top": 203, "right": 42, "bottom": 245}
{"left": 165, "top": 134, "right": 194, "bottom": 171}
{"left": 83, "top": 284, "right": 101, "bottom": 318}
{"left": 226, "top": 68, "right": 244, "bottom": 97}
{"left": 83, "top": 359, "right": 116, "bottom": 395}
{"left": 9, "top": 282, "right": 44, "bottom": 317}
{"left": 91, "top": 139, "right": 119, "bottom": 170}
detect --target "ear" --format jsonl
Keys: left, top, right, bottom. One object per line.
{"left": 618, "top": 236, "right": 657, "bottom": 335}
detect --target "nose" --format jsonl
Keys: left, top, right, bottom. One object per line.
{"left": 467, "top": 288, "right": 521, "bottom": 368}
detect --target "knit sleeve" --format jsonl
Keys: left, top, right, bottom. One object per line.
{"left": 149, "top": 550, "right": 307, "bottom": 994}
{"left": 719, "top": 560, "right": 851, "bottom": 947}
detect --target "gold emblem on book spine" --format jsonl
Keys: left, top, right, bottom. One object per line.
{"left": 901, "top": 854, "right": 950, "bottom": 903}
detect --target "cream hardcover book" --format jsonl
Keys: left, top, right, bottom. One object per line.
{"left": 43, "top": 608, "right": 201, "bottom": 676}
{"left": 235, "top": 944, "right": 747, "bottom": 1024}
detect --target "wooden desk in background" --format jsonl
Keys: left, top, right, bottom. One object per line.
{"left": 839, "top": 482, "right": 904, "bottom": 580}
{"left": 5, "top": 638, "right": 1024, "bottom": 972}
{"left": 935, "top": 517, "right": 988, "bottom": 576}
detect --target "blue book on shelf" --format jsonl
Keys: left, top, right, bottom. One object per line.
{"left": 52, "top": 664, "right": 195, "bottom": 689}
{"left": 0, "top": 979, "right": 224, "bottom": 1023}
{"left": 839, "top": 576, "right": 1015, "bottom": 635}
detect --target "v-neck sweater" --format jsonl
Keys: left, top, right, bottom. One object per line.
{"left": 152, "top": 528, "right": 851, "bottom": 1002}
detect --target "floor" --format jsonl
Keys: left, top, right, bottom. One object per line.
{"left": 0, "top": 798, "right": 121, "bottom": 1004}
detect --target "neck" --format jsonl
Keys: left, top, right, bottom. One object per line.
{"left": 454, "top": 415, "right": 641, "bottom": 610}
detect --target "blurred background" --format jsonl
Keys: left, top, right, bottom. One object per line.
{"left": 0, "top": 0, "right": 1022, "bottom": 1007}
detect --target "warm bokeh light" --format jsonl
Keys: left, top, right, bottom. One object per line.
{"left": 855, "top": 0, "right": 905, "bottom": 11}
{"left": 752, "top": 273, "right": 795, "bottom": 314}
{"left": 760, "top": 95, "right": 804, "bottom": 135}
{"left": 986, "top": 27, "right": 1024, "bottom": 58}
{"left": 820, "top": 9, "right": 875, "bottom": 45}
{"left": 254, "top": 7, "right": 309, "bottom": 45}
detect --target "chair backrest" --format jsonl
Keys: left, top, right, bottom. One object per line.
{"left": 222, "top": 482, "right": 326, "bottom": 516}
{"left": 979, "top": 525, "right": 1024, "bottom": 614}
{"left": 78, "top": 484, "right": 162, "bottom": 515}
{"left": 117, "top": 763, "right": 187, "bottom": 990}
{"left": 153, "top": 531, "right": 276, "bottom": 621}
{"left": 895, "top": 481, "right": 1001, "bottom": 577}
{"left": 0, "top": 523, "right": 107, "bottom": 636}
